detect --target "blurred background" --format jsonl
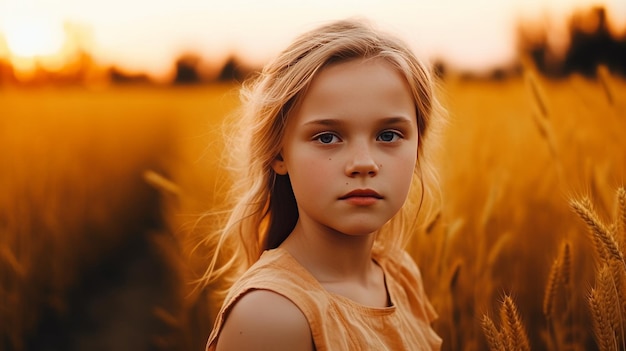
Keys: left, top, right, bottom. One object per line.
{"left": 1, "top": 0, "right": 625, "bottom": 350}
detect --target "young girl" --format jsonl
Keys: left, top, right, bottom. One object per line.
{"left": 205, "top": 18, "right": 444, "bottom": 350}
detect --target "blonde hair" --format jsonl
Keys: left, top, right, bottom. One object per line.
{"left": 201, "top": 18, "right": 444, "bottom": 304}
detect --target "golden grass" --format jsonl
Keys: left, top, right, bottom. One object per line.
{"left": 0, "top": 71, "right": 625, "bottom": 350}
{"left": 425, "top": 71, "right": 626, "bottom": 350}
{"left": 0, "top": 84, "right": 238, "bottom": 350}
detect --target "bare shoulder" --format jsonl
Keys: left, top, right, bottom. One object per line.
{"left": 215, "top": 289, "right": 314, "bottom": 351}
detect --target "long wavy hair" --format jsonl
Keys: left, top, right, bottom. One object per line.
{"left": 200, "top": 18, "right": 445, "bottom": 305}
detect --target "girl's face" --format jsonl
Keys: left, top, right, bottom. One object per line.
{"left": 272, "top": 58, "right": 418, "bottom": 237}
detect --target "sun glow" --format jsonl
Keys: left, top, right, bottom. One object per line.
{"left": 0, "top": 0, "right": 84, "bottom": 82}
{"left": 3, "top": 16, "right": 65, "bottom": 57}
{"left": 0, "top": 0, "right": 623, "bottom": 83}
{"left": 0, "top": 17, "right": 69, "bottom": 81}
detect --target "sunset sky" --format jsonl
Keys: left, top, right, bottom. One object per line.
{"left": 0, "top": 0, "right": 625, "bottom": 80}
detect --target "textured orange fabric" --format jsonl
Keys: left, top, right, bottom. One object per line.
{"left": 207, "top": 247, "right": 442, "bottom": 350}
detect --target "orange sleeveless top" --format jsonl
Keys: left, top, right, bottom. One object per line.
{"left": 206, "top": 247, "right": 442, "bottom": 350}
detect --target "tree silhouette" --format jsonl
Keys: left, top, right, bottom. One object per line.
{"left": 173, "top": 54, "right": 201, "bottom": 85}
{"left": 217, "top": 56, "right": 247, "bottom": 82}
{"left": 563, "top": 6, "right": 626, "bottom": 76}
{"left": 518, "top": 6, "right": 626, "bottom": 77}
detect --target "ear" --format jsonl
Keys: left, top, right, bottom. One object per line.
{"left": 271, "top": 154, "right": 288, "bottom": 175}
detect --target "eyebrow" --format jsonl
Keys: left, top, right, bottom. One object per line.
{"left": 303, "top": 116, "right": 414, "bottom": 127}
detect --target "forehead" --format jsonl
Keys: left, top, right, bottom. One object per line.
{"left": 312, "top": 57, "right": 409, "bottom": 96}
{"left": 290, "top": 57, "right": 416, "bottom": 125}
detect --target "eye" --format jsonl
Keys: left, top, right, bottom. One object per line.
{"left": 377, "top": 130, "right": 402, "bottom": 142}
{"left": 314, "top": 132, "right": 341, "bottom": 144}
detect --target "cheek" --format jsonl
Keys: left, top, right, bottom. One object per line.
{"left": 393, "top": 150, "right": 418, "bottom": 196}
{"left": 287, "top": 154, "right": 334, "bottom": 195}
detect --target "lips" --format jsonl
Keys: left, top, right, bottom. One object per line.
{"left": 339, "top": 189, "right": 383, "bottom": 200}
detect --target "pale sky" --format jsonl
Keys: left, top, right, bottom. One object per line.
{"left": 0, "top": 0, "right": 624, "bottom": 79}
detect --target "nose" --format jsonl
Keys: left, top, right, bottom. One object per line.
{"left": 345, "top": 143, "right": 379, "bottom": 177}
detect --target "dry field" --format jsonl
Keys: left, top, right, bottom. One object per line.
{"left": 0, "top": 70, "right": 625, "bottom": 350}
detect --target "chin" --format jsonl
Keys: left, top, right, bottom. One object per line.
{"left": 339, "top": 224, "right": 383, "bottom": 237}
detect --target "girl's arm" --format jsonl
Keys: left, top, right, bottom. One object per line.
{"left": 215, "top": 290, "right": 314, "bottom": 351}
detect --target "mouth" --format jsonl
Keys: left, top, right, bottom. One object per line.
{"left": 339, "top": 189, "right": 383, "bottom": 200}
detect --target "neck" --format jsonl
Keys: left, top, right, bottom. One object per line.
{"left": 280, "top": 219, "right": 377, "bottom": 284}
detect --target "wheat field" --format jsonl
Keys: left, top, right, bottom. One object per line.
{"left": 0, "top": 70, "right": 624, "bottom": 350}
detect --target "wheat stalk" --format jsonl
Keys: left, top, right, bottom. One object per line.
{"left": 543, "top": 255, "right": 561, "bottom": 351}
{"left": 500, "top": 295, "right": 531, "bottom": 351}
{"left": 143, "top": 169, "right": 182, "bottom": 197}
{"left": 436, "top": 217, "right": 463, "bottom": 276}
{"left": 608, "top": 259, "right": 626, "bottom": 350}
{"left": 530, "top": 112, "right": 558, "bottom": 162}
{"left": 560, "top": 240, "right": 572, "bottom": 286}
{"left": 597, "top": 64, "right": 614, "bottom": 106}
{"left": 445, "top": 259, "right": 463, "bottom": 351}
{"left": 589, "top": 287, "right": 619, "bottom": 351}
{"left": 610, "top": 188, "right": 626, "bottom": 334}
{"left": 448, "top": 259, "right": 462, "bottom": 291}
{"left": 524, "top": 69, "right": 561, "bottom": 173}
{"left": 525, "top": 70, "right": 550, "bottom": 119}
{"left": 616, "top": 187, "right": 626, "bottom": 253}
{"left": 543, "top": 257, "right": 561, "bottom": 319}
{"left": 425, "top": 210, "right": 441, "bottom": 234}
{"left": 481, "top": 315, "right": 506, "bottom": 351}
{"left": 573, "top": 190, "right": 626, "bottom": 351}
{"left": 597, "top": 265, "right": 622, "bottom": 332}
{"left": 0, "top": 244, "right": 25, "bottom": 279}
{"left": 543, "top": 239, "right": 573, "bottom": 320}
{"left": 570, "top": 197, "right": 624, "bottom": 263}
